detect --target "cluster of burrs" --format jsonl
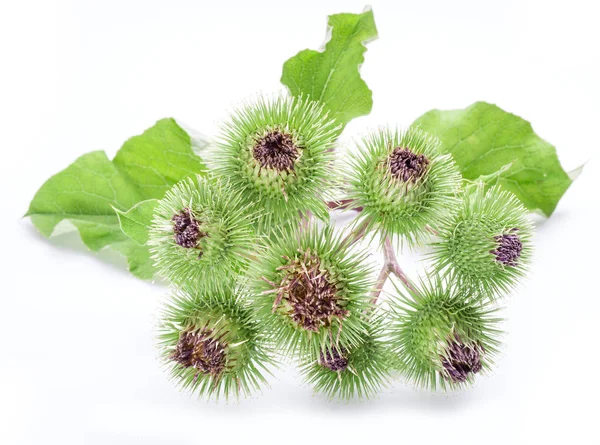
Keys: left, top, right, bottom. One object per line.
{"left": 149, "top": 94, "right": 533, "bottom": 400}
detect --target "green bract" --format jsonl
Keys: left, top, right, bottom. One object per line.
{"left": 249, "top": 224, "right": 374, "bottom": 357}
{"left": 157, "top": 285, "right": 273, "bottom": 400}
{"left": 345, "top": 127, "right": 462, "bottom": 246}
{"left": 214, "top": 94, "right": 340, "bottom": 233}
{"left": 148, "top": 176, "right": 255, "bottom": 287}
{"left": 299, "top": 313, "right": 395, "bottom": 400}
{"left": 388, "top": 276, "right": 502, "bottom": 391}
{"left": 430, "top": 183, "right": 533, "bottom": 299}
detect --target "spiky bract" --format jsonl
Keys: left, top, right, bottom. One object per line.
{"left": 249, "top": 224, "right": 374, "bottom": 357}
{"left": 148, "top": 176, "right": 255, "bottom": 287}
{"left": 214, "top": 94, "right": 341, "bottom": 233}
{"left": 299, "top": 313, "right": 395, "bottom": 400}
{"left": 345, "top": 126, "right": 462, "bottom": 246}
{"left": 157, "top": 286, "right": 273, "bottom": 400}
{"left": 388, "top": 276, "right": 502, "bottom": 391}
{"left": 430, "top": 183, "right": 533, "bottom": 299}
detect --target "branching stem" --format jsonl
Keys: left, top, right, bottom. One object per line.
{"left": 299, "top": 210, "right": 313, "bottom": 234}
{"left": 330, "top": 202, "right": 415, "bottom": 306}
{"left": 340, "top": 219, "right": 369, "bottom": 248}
{"left": 326, "top": 199, "right": 363, "bottom": 212}
{"left": 425, "top": 225, "right": 439, "bottom": 236}
{"left": 370, "top": 237, "right": 415, "bottom": 305}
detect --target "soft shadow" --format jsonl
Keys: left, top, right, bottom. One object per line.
{"left": 144, "top": 375, "right": 481, "bottom": 415}
{"left": 22, "top": 221, "right": 165, "bottom": 283}
{"left": 295, "top": 382, "right": 475, "bottom": 414}
{"left": 530, "top": 210, "right": 568, "bottom": 230}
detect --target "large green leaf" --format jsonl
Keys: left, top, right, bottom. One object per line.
{"left": 281, "top": 9, "right": 378, "bottom": 128}
{"left": 113, "top": 119, "right": 204, "bottom": 198}
{"left": 26, "top": 119, "right": 206, "bottom": 278}
{"left": 114, "top": 199, "right": 158, "bottom": 246}
{"left": 413, "top": 102, "right": 578, "bottom": 216}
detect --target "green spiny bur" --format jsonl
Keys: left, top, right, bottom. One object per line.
{"left": 157, "top": 285, "right": 274, "bottom": 400}
{"left": 299, "top": 312, "right": 395, "bottom": 400}
{"left": 388, "top": 275, "right": 503, "bottom": 391}
{"left": 249, "top": 224, "right": 375, "bottom": 357}
{"left": 430, "top": 183, "right": 533, "bottom": 300}
{"left": 345, "top": 126, "right": 463, "bottom": 246}
{"left": 148, "top": 175, "right": 255, "bottom": 287}
{"left": 214, "top": 94, "right": 340, "bottom": 233}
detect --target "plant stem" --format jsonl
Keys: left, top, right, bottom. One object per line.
{"left": 370, "top": 237, "right": 415, "bottom": 305}
{"left": 326, "top": 199, "right": 363, "bottom": 212}
{"left": 383, "top": 237, "right": 415, "bottom": 291}
{"left": 299, "top": 210, "right": 313, "bottom": 233}
{"left": 340, "top": 219, "right": 369, "bottom": 248}
{"left": 370, "top": 266, "right": 391, "bottom": 306}
{"left": 425, "top": 225, "right": 439, "bottom": 235}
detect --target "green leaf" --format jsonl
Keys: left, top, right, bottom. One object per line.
{"left": 111, "top": 237, "right": 156, "bottom": 280}
{"left": 473, "top": 162, "right": 513, "bottom": 185}
{"left": 114, "top": 199, "right": 158, "bottom": 246}
{"left": 113, "top": 119, "right": 205, "bottom": 198}
{"left": 413, "top": 102, "right": 577, "bottom": 216}
{"left": 281, "top": 8, "right": 378, "bottom": 128}
{"left": 26, "top": 118, "right": 206, "bottom": 278}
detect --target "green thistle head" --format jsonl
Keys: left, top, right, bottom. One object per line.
{"left": 249, "top": 224, "right": 374, "bottom": 357}
{"left": 430, "top": 183, "right": 533, "bottom": 299}
{"left": 344, "top": 126, "right": 462, "bottom": 245}
{"left": 157, "top": 285, "right": 274, "bottom": 400}
{"left": 299, "top": 313, "right": 395, "bottom": 400}
{"left": 148, "top": 176, "right": 255, "bottom": 287}
{"left": 214, "top": 94, "right": 341, "bottom": 232}
{"left": 388, "top": 275, "right": 502, "bottom": 391}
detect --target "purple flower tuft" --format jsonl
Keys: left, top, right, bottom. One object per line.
{"left": 172, "top": 328, "right": 227, "bottom": 379}
{"left": 253, "top": 130, "right": 299, "bottom": 172}
{"left": 441, "top": 335, "right": 483, "bottom": 383}
{"left": 268, "top": 249, "right": 349, "bottom": 332}
{"left": 491, "top": 228, "right": 522, "bottom": 266}
{"left": 319, "top": 348, "right": 349, "bottom": 372}
{"left": 171, "top": 208, "right": 206, "bottom": 249}
{"left": 388, "top": 147, "right": 430, "bottom": 183}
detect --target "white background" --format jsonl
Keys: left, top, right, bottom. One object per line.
{"left": 1, "top": 0, "right": 599, "bottom": 444}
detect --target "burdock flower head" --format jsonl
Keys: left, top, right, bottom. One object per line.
{"left": 299, "top": 314, "right": 395, "bottom": 399}
{"left": 157, "top": 285, "right": 273, "bottom": 400}
{"left": 319, "top": 347, "right": 349, "bottom": 372}
{"left": 172, "top": 327, "right": 227, "bottom": 379}
{"left": 440, "top": 334, "right": 483, "bottom": 383}
{"left": 214, "top": 94, "right": 341, "bottom": 233}
{"left": 344, "top": 126, "right": 462, "bottom": 245}
{"left": 250, "top": 224, "right": 374, "bottom": 356}
{"left": 430, "top": 183, "right": 533, "bottom": 299}
{"left": 148, "top": 176, "right": 255, "bottom": 287}
{"left": 388, "top": 275, "right": 501, "bottom": 391}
